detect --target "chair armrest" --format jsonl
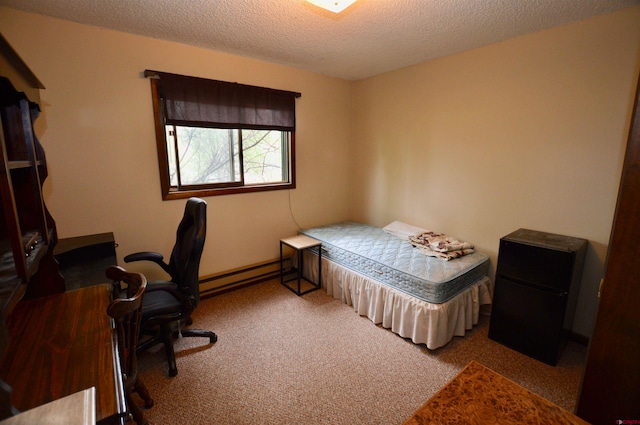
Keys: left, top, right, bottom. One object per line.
{"left": 124, "top": 251, "right": 171, "bottom": 274}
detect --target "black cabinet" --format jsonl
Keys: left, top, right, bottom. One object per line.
{"left": 488, "top": 229, "right": 587, "bottom": 365}
{"left": 55, "top": 232, "right": 117, "bottom": 290}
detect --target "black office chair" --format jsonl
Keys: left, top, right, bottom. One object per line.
{"left": 124, "top": 197, "right": 217, "bottom": 377}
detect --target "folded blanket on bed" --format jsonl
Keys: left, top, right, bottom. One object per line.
{"left": 411, "top": 245, "right": 476, "bottom": 260}
{"left": 409, "top": 231, "right": 475, "bottom": 260}
{"left": 409, "top": 231, "right": 474, "bottom": 252}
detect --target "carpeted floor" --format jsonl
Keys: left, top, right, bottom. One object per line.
{"left": 136, "top": 279, "right": 586, "bottom": 425}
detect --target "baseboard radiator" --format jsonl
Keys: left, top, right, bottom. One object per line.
{"left": 199, "top": 257, "right": 290, "bottom": 298}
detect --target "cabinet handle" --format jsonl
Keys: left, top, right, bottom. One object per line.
{"left": 598, "top": 278, "right": 604, "bottom": 299}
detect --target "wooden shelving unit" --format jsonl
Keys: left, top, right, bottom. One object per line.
{"left": 0, "top": 34, "right": 65, "bottom": 419}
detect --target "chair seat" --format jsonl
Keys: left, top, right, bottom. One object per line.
{"left": 142, "top": 290, "right": 183, "bottom": 321}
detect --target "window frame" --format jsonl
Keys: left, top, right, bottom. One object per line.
{"left": 148, "top": 75, "right": 297, "bottom": 200}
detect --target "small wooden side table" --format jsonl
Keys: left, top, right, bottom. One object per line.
{"left": 280, "top": 235, "right": 322, "bottom": 296}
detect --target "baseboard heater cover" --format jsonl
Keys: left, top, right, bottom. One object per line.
{"left": 199, "top": 257, "right": 289, "bottom": 297}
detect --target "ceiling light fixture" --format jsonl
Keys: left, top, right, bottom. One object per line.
{"left": 306, "top": 0, "right": 357, "bottom": 13}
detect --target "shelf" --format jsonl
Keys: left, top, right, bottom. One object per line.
{"left": 0, "top": 277, "right": 25, "bottom": 318}
{"left": 7, "top": 160, "right": 33, "bottom": 170}
{"left": 0, "top": 76, "right": 63, "bottom": 308}
{"left": 1, "top": 38, "right": 68, "bottom": 421}
{"left": 0, "top": 248, "right": 24, "bottom": 316}
{"left": 0, "top": 238, "right": 16, "bottom": 273}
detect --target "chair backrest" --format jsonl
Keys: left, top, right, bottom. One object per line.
{"left": 106, "top": 266, "right": 147, "bottom": 392}
{"left": 168, "top": 197, "right": 207, "bottom": 307}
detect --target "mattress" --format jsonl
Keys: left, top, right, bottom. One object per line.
{"left": 300, "top": 222, "right": 489, "bottom": 304}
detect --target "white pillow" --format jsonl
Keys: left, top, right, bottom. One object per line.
{"left": 382, "top": 221, "right": 428, "bottom": 240}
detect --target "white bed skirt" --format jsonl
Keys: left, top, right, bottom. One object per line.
{"left": 302, "top": 251, "right": 492, "bottom": 350}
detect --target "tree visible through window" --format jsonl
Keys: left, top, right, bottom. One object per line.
{"left": 166, "top": 127, "right": 289, "bottom": 187}
{"left": 146, "top": 70, "right": 299, "bottom": 199}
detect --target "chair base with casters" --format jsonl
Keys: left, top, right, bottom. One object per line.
{"left": 137, "top": 311, "right": 218, "bottom": 377}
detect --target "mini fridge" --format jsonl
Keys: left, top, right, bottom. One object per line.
{"left": 488, "top": 229, "right": 587, "bottom": 365}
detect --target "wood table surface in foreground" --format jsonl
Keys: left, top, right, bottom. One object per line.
{"left": 403, "top": 360, "right": 588, "bottom": 425}
{"left": 0, "top": 284, "right": 124, "bottom": 423}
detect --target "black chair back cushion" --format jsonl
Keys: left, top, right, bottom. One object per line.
{"left": 168, "top": 197, "right": 207, "bottom": 307}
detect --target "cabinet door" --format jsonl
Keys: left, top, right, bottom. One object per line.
{"left": 497, "top": 239, "right": 574, "bottom": 291}
{"left": 489, "top": 276, "right": 567, "bottom": 365}
{"left": 577, "top": 74, "right": 640, "bottom": 422}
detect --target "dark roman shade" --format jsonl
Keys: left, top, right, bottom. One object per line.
{"left": 144, "top": 70, "right": 300, "bottom": 131}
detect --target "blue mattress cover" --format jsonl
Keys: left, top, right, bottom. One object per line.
{"left": 300, "top": 222, "right": 489, "bottom": 304}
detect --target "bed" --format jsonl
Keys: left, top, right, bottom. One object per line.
{"left": 298, "top": 221, "right": 492, "bottom": 349}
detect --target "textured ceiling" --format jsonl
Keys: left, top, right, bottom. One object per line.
{"left": 1, "top": 0, "right": 638, "bottom": 81}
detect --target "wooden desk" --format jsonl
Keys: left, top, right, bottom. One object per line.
{"left": 404, "top": 360, "right": 588, "bottom": 425}
{"left": 0, "top": 285, "right": 125, "bottom": 424}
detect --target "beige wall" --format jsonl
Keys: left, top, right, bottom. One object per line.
{"left": 0, "top": 8, "right": 352, "bottom": 282}
{"left": 351, "top": 6, "right": 640, "bottom": 337}
{"left": 2, "top": 6, "right": 639, "bottom": 338}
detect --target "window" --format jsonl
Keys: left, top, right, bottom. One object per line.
{"left": 145, "top": 70, "right": 300, "bottom": 199}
